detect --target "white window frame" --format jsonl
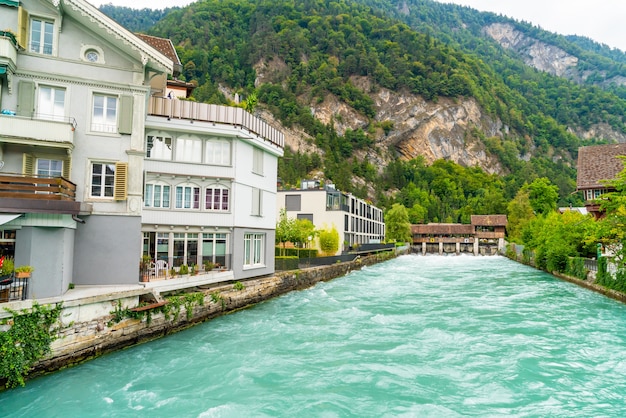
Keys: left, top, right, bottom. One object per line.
{"left": 205, "top": 138, "right": 231, "bottom": 165}
{"left": 91, "top": 93, "right": 118, "bottom": 133}
{"left": 175, "top": 136, "right": 203, "bottom": 163}
{"left": 146, "top": 135, "right": 173, "bottom": 160}
{"left": 145, "top": 182, "right": 171, "bottom": 208}
{"left": 36, "top": 158, "right": 63, "bottom": 178}
{"left": 175, "top": 183, "right": 201, "bottom": 209}
{"left": 37, "top": 85, "right": 65, "bottom": 122}
{"left": 30, "top": 17, "right": 54, "bottom": 55}
{"left": 205, "top": 186, "right": 230, "bottom": 211}
{"left": 90, "top": 162, "right": 115, "bottom": 198}
{"left": 244, "top": 233, "right": 265, "bottom": 268}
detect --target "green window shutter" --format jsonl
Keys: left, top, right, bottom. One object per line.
{"left": 118, "top": 95, "right": 133, "bottom": 134}
{"left": 22, "top": 153, "right": 34, "bottom": 175}
{"left": 114, "top": 162, "right": 128, "bottom": 200}
{"left": 17, "top": 80, "right": 35, "bottom": 117}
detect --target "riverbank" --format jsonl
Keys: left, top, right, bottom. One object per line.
{"left": 504, "top": 250, "right": 626, "bottom": 305}
{"left": 1, "top": 250, "right": 401, "bottom": 388}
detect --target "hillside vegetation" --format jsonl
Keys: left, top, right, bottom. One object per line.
{"left": 101, "top": 0, "right": 626, "bottom": 223}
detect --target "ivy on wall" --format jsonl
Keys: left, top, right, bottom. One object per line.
{"left": 0, "top": 303, "right": 64, "bottom": 389}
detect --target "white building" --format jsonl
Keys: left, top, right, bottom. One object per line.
{"left": 277, "top": 180, "right": 385, "bottom": 254}
{"left": 0, "top": 0, "right": 283, "bottom": 300}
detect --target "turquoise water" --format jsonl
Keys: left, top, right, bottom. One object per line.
{"left": 2, "top": 255, "right": 626, "bottom": 417}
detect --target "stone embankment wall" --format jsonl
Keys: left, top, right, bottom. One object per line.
{"left": 30, "top": 251, "right": 400, "bottom": 380}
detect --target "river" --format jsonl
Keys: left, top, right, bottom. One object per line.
{"left": 1, "top": 255, "right": 626, "bottom": 417}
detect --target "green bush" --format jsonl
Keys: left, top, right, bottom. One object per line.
{"left": 275, "top": 256, "right": 299, "bottom": 271}
{"left": 565, "top": 257, "right": 588, "bottom": 280}
{"left": 274, "top": 247, "right": 318, "bottom": 258}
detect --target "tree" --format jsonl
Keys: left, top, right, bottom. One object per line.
{"left": 276, "top": 208, "right": 296, "bottom": 256}
{"left": 318, "top": 224, "right": 340, "bottom": 256}
{"left": 293, "top": 218, "right": 316, "bottom": 249}
{"left": 385, "top": 203, "right": 412, "bottom": 243}
{"left": 507, "top": 188, "right": 535, "bottom": 243}
{"left": 522, "top": 177, "right": 559, "bottom": 215}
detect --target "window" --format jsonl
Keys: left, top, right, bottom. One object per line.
{"left": 252, "top": 147, "right": 263, "bottom": 175}
{"left": 244, "top": 233, "right": 264, "bottom": 267}
{"left": 202, "top": 233, "right": 228, "bottom": 268}
{"left": 146, "top": 135, "right": 172, "bottom": 160}
{"left": 36, "top": 159, "right": 62, "bottom": 178}
{"left": 38, "top": 86, "right": 65, "bottom": 121}
{"left": 285, "top": 194, "right": 301, "bottom": 211}
{"left": 175, "top": 184, "right": 200, "bottom": 209}
{"left": 145, "top": 183, "right": 171, "bottom": 208}
{"left": 91, "top": 163, "right": 115, "bottom": 198}
{"left": 30, "top": 18, "right": 54, "bottom": 55}
{"left": 172, "top": 233, "right": 198, "bottom": 267}
{"left": 205, "top": 139, "right": 231, "bottom": 165}
{"left": 251, "top": 188, "right": 262, "bottom": 216}
{"left": 92, "top": 94, "right": 118, "bottom": 133}
{"left": 175, "top": 137, "right": 202, "bottom": 163}
{"left": 205, "top": 187, "right": 229, "bottom": 211}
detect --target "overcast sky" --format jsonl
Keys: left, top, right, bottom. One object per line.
{"left": 89, "top": 0, "right": 626, "bottom": 52}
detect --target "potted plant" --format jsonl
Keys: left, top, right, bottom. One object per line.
{"left": 0, "top": 256, "right": 14, "bottom": 279}
{"left": 203, "top": 261, "right": 215, "bottom": 271}
{"left": 15, "top": 265, "right": 33, "bottom": 279}
{"left": 139, "top": 255, "right": 152, "bottom": 282}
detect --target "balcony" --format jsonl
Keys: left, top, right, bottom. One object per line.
{"left": 0, "top": 173, "right": 81, "bottom": 215}
{"left": 148, "top": 96, "right": 284, "bottom": 149}
{"left": 0, "top": 31, "right": 17, "bottom": 70}
{"left": 0, "top": 113, "right": 76, "bottom": 148}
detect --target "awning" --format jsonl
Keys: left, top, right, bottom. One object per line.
{"left": 0, "top": 0, "right": 19, "bottom": 7}
{"left": 0, "top": 213, "right": 21, "bottom": 226}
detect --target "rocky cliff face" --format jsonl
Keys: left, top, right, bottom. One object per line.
{"left": 484, "top": 23, "right": 579, "bottom": 79}
{"left": 484, "top": 22, "right": 626, "bottom": 88}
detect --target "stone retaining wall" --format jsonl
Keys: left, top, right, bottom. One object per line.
{"left": 28, "top": 250, "right": 400, "bottom": 380}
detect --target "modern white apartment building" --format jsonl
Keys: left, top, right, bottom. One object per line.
{"left": 276, "top": 180, "right": 385, "bottom": 255}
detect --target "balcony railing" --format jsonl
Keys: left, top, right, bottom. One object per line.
{"left": 0, "top": 173, "right": 76, "bottom": 200}
{"left": 0, "top": 274, "right": 29, "bottom": 303}
{"left": 0, "top": 113, "right": 76, "bottom": 145}
{"left": 0, "top": 173, "right": 81, "bottom": 215}
{"left": 148, "top": 96, "right": 284, "bottom": 149}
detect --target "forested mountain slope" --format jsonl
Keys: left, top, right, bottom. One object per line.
{"left": 100, "top": 0, "right": 626, "bottom": 222}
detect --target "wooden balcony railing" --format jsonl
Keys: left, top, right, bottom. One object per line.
{"left": 148, "top": 96, "right": 284, "bottom": 149}
{"left": 0, "top": 173, "right": 76, "bottom": 201}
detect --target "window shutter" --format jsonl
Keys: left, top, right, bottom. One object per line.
{"left": 118, "top": 95, "right": 133, "bottom": 134}
{"left": 114, "top": 162, "right": 128, "bottom": 200}
{"left": 62, "top": 158, "right": 71, "bottom": 179}
{"left": 17, "top": 6, "right": 28, "bottom": 49}
{"left": 22, "top": 153, "right": 34, "bottom": 175}
{"left": 17, "top": 80, "right": 35, "bottom": 117}
{"left": 251, "top": 188, "right": 260, "bottom": 216}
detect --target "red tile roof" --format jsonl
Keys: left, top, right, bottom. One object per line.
{"left": 576, "top": 143, "right": 626, "bottom": 190}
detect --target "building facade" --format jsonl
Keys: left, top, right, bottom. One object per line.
{"left": 276, "top": 180, "right": 385, "bottom": 254}
{"left": 576, "top": 143, "right": 626, "bottom": 218}
{"left": 411, "top": 215, "right": 508, "bottom": 255}
{"left": 0, "top": 0, "right": 283, "bottom": 300}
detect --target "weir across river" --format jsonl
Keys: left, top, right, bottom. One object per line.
{"left": 1, "top": 255, "right": 625, "bottom": 417}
